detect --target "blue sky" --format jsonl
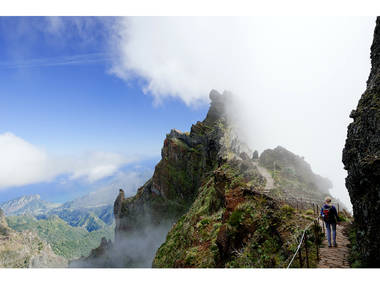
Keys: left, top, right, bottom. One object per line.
{"left": 0, "top": 17, "right": 208, "bottom": 203}
{"left": 0, "top": 17, "right": 376, "bottom": 209}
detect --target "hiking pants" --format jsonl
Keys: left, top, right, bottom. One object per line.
{"left": 325, "top": 222, "right": 336, "bottom": 246}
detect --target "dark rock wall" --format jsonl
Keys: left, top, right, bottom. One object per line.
{"left": 343, "top": 17, "right": 380, "bottom": 267}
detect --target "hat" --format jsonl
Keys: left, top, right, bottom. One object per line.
{"left": 325, "top": 196, "right": 332, "bottom": 205}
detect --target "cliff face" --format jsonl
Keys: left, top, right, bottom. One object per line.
{"left": 113, "top": 90, "right": 232, "bottom": 241}
{"left": 342, "top": 17, "right": 380, "bottom": 267}
{"left": 0, "top": 208, "right": 67, "bottom": 268}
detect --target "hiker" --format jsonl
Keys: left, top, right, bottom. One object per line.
{"left": 320, "top": 196, "right": 339, "bottom": 248}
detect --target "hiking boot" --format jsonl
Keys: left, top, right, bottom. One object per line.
{"left": 328, "top": 245, "right": 332, "bottom": 248}
{"left": 333, "top": 243, "right": 338, "bottom": 247}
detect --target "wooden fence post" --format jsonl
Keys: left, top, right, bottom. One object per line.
{"left": 298, "top": 242, "right": 303, "bottom": 268}
{"left": 314, "top": 220, "right": 320, "bottom": 261}
{"left": 304, "top": 234, "right": 310, "bottom": 268}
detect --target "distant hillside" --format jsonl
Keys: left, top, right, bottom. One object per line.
{"left": 6, "top": 215, "right": 114, "bottom": 260}
{"left": 45, "top": 206, "right": 113, "bottom": 232}
{"left": 0, "top": 193, "right": 113, "bottom": 232}
{"left": 259, "top": 146, "right": 333, "bottom": 202}
{"left": 0, "top": 209, "right": 67, "bottom": 268}
{"left": 0, "top": 194, "right": 61, "bottom": 216}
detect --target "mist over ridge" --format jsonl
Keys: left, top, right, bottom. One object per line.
{"left": 108, "top": 17, "right": 377, "bottom": 209}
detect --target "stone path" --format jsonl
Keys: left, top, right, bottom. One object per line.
{"left": 252, "top": 161, "right": 275, "bottom": 190}
{"left": 317, "top": 222, "right": 350, "bottom": 268}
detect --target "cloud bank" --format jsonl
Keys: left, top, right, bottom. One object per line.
{"left": 109, "top": 17, "right": 376, "bottom": 208}
{"left": 0, "top": 132, "right": 135, "bottom": 189}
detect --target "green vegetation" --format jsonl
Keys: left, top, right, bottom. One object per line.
{"left": 347, "top": 223, "right": 363, "bottom": 268}
{"left": 6, "top": 215, "right": 114, "bottom": 260}
{"left": 153, "top": 162, "right": 316, "bottom": 268}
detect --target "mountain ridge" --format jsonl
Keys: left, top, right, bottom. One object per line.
{"left": 72, "top": 90, "right": 334, "bottom": 268}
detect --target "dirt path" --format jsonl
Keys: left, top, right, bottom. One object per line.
{"left": 252, "top": 161, "right": 274, "bottom": 190}
{"left": 317, "top": 222, "right": 350, "bottom": 268}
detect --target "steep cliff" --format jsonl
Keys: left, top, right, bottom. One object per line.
{"left": 342, "top": 17, "right": 380, "bottom": 267}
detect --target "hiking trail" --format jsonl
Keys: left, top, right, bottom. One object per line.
{"left": 252, "top": 161, "right": 275, "bottom": 190}
{"left": 317, "top": 222, "right": 350, "bottom": 268}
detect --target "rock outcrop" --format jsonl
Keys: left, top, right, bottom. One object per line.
{"left": 342, "top": 17, "right": 380, "bottom": 267}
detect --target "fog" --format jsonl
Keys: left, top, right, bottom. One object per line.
{"left": 70, "top": 213, "right": 173, "bottom": 268}
{"left": 109, "top": 17, "right": 376, "bottom": 209}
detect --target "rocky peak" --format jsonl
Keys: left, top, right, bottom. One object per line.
{"left": 204, "top": 89, "right": 230, "bottom": 124}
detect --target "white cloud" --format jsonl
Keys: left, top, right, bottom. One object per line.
{"left": 109, "top": 17, "right": 376, "bottom": 208}
{"left": 66, "top": 151, "right": 136, "bottom": 183}
{"left": 0, "top": 132, "right": 135, "bottom": 189}
{"left": 0, "top": 132, "right": 55, "bottom": 188}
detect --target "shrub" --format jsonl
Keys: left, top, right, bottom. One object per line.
{"left": 281, "top": 205, "right": 295, "bottom": 216}
{"left": 228, "top": 209, "right": 245, "bottom": 227}
{"left": 305, "top": 209, "right": 314, "bottom": 216}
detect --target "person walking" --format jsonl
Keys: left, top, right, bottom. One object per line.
{"left": 320, "top": 196, "right": 339, "bottom": 248}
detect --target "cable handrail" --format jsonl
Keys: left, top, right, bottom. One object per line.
{"left": 286, "top": 216, "right": 320, "bottom": 269}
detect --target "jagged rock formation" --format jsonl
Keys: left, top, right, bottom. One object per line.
{"left": 0, "top": 208, "right": 67, "bottom": 268}
{"left": 343, "top": 17, "right": 380, "bottom": 267}
{"left": 252, "top": 150, "right": 259, "bottom": 160}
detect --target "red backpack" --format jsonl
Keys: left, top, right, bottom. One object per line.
{"left": 323, "top": 205, "right": 334, "bottom": 222}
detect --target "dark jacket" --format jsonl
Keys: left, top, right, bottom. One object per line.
{"left": 320, "top": 204, "right": 338, "bottom": 224}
